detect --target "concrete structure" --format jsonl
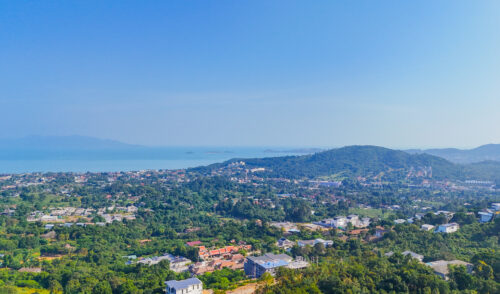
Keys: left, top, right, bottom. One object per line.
{"left": 276, "top": 238, "right": 295, "bottom": 250}
{"left": 347, "top": 214, "right": 359, "bottom": 226}
{"left": 434, "top": 211, "right": 455, "bottom": 220}
{"left": 359, "top": 217, "right": 371, "bottom": 227}
{"left": 244, "top": 253, "right": 293, "bottom": 278}
{"left": 297, "top": 238, "right": 333, "bottom": 247}
{"left": 435, "top": 223, "right": 459, "bottom": 233}
{"left": 402, "top": 251, "right": 424, "bottom": 262}
{"left": 137, "top": 253, "right": 191, "bottom": 272}
{"left": 426, "top": 260, "right": 473, "bottom": 280}
{"left": 165, "top": 278, "right": 202, "bottom": 294}
{"left": 478, "top": 211, "right": 494, "bottom": 223}
{"left": 333, "top": 216, "right": 348, "bottom": 228}
{"left": 421, "top": 224, "right": 435, "bottom": 231}
{"left": 314, "top": 218, "right": 335, "bottom": 228}
{"left": 491, "top": 203, "right": 500, "bottom": 211}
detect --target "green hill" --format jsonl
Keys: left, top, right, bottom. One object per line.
{"left": 196, "top": 145, "right": 500, "bottom": 182}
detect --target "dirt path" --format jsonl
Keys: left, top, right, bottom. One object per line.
{"left": 226, "top": 283, "right": 260, "bottom": 294}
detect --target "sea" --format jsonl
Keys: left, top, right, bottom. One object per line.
{"left": 0, "top": 147, "right": 316, "bottom": 174}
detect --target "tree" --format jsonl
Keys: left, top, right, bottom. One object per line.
{"left": 93, "top": 281, "right": 113, "bottom": 294}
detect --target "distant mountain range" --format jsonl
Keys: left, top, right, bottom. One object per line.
{"left": 0, "top": 135, "right": 140, "bottom": 150}
{"left": 405, "top": 144, "right": 500, "bottom": 164}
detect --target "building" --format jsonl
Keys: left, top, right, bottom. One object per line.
{"left": 491, "top": 203, "right": 500, "bottom": 211}
{"left": 478, "top": 211, "right": 494, "bottom": 223}
{"left": 244, "top": 253, "right": 293, "bottom": 278}
{"left": 394, "top": 219, "right": 406, "bottom": 224}
{"left": 297, "top": 238, "right": 333, "bottom": 247}
{"left": 347, "top": 214, "right": 359, "bottom": 226}
{"left": 421, "top": 224, "right": 435, "bottom": 231}
{"left": 276, "top": 238, "right": 295, "bottom": 250}
{"left": 435, "top": 223, "right": 459, "bottom": 233}
{"left": 165, "top": 278, "right": 203, "bottom": 294}
{"left": 426, "top": 260, "right": 473, "bottom": 280}
{"left": 314, "top": 218, "right": 335, "bottom": 228}
{"left": 375, "top": 227, "right": 389, "bottom": 238}
{"left": 137, "top": 253, "right": 191, "bottom": 272}
{"left": 359, "top": 217, "right": 371, "bottom": 227}
{"left": 165, "top": 254, "right": 192, "bottom": 273}
{"left": 434, "top": 211, "right": 455, "bottom": 220}
{"left": 402, "top": 251, "right": 424, "bottom": 262}
{"left": 333, "top": 216, "right": 348, "bottom": 228}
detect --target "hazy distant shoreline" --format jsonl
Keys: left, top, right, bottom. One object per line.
{"left": 0, "top": 147, "right": 309, "bottom": 173}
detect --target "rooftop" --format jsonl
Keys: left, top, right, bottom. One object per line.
{"left": 426, "top": 260, "right": 471, "bottom": 276}
{"left": 165, "top": 278, "right": 202, "bottom": 290}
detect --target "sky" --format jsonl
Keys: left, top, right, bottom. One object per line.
{"left": 1, "top": 1, "right": 500, "bottom": 148}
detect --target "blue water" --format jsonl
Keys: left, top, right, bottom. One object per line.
{"left": 0, "top": 147, "right": 310, "bottom": 173}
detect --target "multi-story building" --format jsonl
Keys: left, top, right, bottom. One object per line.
{"left": 165, "top": 278, "right": 202, "bottom": 294}
{"left": 244, "top": 253, "right": 293, "bottom": 278}
{"left": 435, "top": 223, "right": 459, "bottom": 233}
{"left": 478, "top": 211, "right": 494, "bottom": 223}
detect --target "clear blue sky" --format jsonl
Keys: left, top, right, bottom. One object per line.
{"left": 1, "top": 1, "right": 499, "bottom": 148}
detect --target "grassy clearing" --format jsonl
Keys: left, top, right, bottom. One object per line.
{"left": 348, "top": 207, "right": 394, "bottom": 219}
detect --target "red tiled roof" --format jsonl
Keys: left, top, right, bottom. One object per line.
{"left": 186, "top": 241, "right": 202, "bottom": 246}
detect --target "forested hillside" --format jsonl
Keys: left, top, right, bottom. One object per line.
{"left": 197, "top": 145, "right": 500, "bottom": 183}
{"left": 408, "top": 144, "right": 500, "bottom": 164}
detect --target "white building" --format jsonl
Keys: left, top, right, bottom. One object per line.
{"left": 276, "top": 238, "right": 295, "bottom": 250}
{"left": 165, "top": 278, "right": 202, "bottom": 294}
{"left": 394, "top": 219, "right": 406, "bottom": 224}
{"left": 491, "top": 203, "right": 500, "bottom": 211}
{"left": 314, "top": 216, "right": 348, "bottom": 228}
{"left": 421, "top": 224, "right": 435, "bottom": 231}
{"left": 402, "top": 251, "right": 424, "bottom": 262}
{"left": 333, "top": 216, "right": 348, "bottom": 228}
{"left": 435, "top": 223, "right": 459, "bottom": 233}
{"left": 347, "top": 215, "right": 359, "bottom": 226}
{"left": 297, "top": 238, "right": 333, "bottom": 247}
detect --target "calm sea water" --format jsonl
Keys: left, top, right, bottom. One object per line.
{"left": 0, "top": 147, "right": 308, "bottom": 173}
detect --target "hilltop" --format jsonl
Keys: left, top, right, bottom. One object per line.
{"left": 406, "top": 144, "right": 500, "bottom": 164}
{"left": 196, "top": 145, "right": 500, "bottom": 183}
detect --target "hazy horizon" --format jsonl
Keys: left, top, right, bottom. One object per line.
{"left": 2, "top": 1, "right": 500, "bottom": 148}
{"left": 0, "top": 134, "right": 499, "bottom": 150}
